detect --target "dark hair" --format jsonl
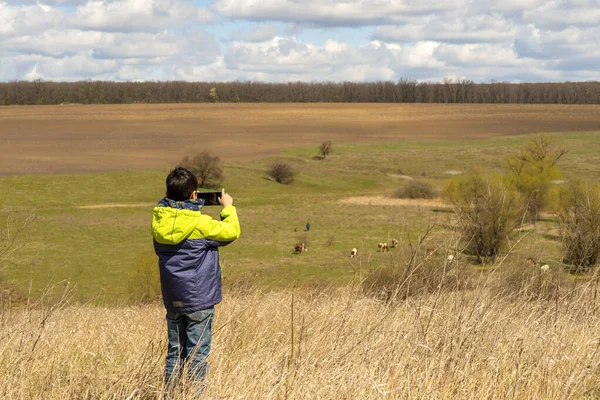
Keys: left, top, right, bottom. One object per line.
{"left": 166, "top": 167, "right": 198, "bottom": 201}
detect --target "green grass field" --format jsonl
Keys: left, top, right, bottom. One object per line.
{"left": 2, "top": 131, "right": 600, "bottom": 304}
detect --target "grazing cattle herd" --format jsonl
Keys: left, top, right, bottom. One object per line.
{"left": 291, "top": 229, "right": 552, "bottom": 274}
{"left": 293, "top": 231, "right": 404, "bottom": 258}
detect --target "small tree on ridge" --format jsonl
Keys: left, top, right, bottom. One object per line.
{"left": 319, "top": 140, "right": 333, "bottom": 159}
{"left": 180, "top": 152, "right": 224, "bottom": 189}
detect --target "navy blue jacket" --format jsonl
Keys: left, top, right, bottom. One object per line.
{"left": 152, "top": 199, "right": 240, "bottom": 312}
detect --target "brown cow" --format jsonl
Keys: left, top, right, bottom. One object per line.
{"left": 378, "top": 243, "right": 389, "bottom": 252}
{"left": 294, "top": 242, "right": 308, "bottom": 253}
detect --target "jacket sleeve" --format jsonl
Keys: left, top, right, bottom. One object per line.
{"left": 197, "top": 205, "right": 241, "bottom": 242}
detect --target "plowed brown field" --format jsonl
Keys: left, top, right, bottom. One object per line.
{"left": 2, "top": 103, "right": 599, "bottom": 175}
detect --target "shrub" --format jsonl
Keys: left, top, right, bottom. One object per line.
{"left": 319, "top": 141, "right": 333, "bottom": 158}
{"left": 552, "top": 179, "right": 600, "bottom": 271}
{"left": 393, "top": 180, "right": 437, "bottom": 199}
{"left": 506, "top": 135, "right": 568, "bottom": 222}
{"left": 443, "top": 169, "right": 521, "bottom": 264}
{"left": 267, "top": 162, "right": 295, "bottom": 184}
{"left": 180, "top": 152, "right": 224, "bottom": 189}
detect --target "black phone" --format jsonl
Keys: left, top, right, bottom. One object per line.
{"left": 196, "top": 191, "right": 222, "bottom": 206}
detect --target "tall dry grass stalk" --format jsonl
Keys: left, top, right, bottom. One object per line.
{"left": 2, "top": 275, "right": 600, "bottom": 399}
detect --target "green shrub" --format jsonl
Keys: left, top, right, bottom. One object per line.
{"left": 393, "top": 180, "right": 437, "bottom": 199}
{"left": 552, "top": 179, "right": 600, "bottom": 270}
{"left": 443, "top": 169, "right": 521, "bottom": 264}
{"left": 506, "top": 135, "right": 568, "bottom": 222}
{"left": 267, "top": 162, "right": 295, "bottom": 184}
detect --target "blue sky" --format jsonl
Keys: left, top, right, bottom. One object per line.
{"left": 1, "top": 0, "right": 599, "bottom": 82}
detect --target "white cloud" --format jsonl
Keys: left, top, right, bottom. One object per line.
{"left": 375, "top": 15, "right": 519, "bottom": 43}
{"left": 1, "top": 0, "right": 600, "bottom": 82}
{"left": 522, "top": 1, "right": 600, "bottom": 29}
{"left": 213, "top": 0, "right": 468, "bottom": 26}
{"left": 228, "top": 24, "right": 278, "bottom": 42}
{"left": 5, "top": 0, "right": 88, "bottom": 4}
{"left": 434, "top": 42, "right": 524, "bottom": 67}
{"left": 514, "top": 25, "right": 600, "bottom": 61}
{"left": 71, "top": 0, "right": 216, "bottom": 33}
{"left": 24, "top": 64, "right": 43, "bottom": 80}
{"left": 0, "top": 2, "right": 65, "bottom": 37}
{"left": 216, "top": 37, "right": 443, "bottom": 81}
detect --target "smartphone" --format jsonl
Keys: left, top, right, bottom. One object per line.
{"left": 196, "top": 191, "right": 222, "bottom": 206}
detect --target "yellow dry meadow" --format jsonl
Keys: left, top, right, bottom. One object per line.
{"left": 2, "top": 280, "right": 600, "bottom": 399}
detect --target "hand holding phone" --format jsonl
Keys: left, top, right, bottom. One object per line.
{"left": 196, "top": 189, "right": 233, "bottom": 206}
{"left": 219, "top": 188, "right": 233, "bottom": 207}
{"left": 196, "top": 191, "right": 222, "bottom": 206}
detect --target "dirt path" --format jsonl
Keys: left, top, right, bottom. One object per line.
{"left": 77, "top": 203, "right": 156, "bottom": 209}
{"left": 340, "top": 196, "right": 450, "bottom": 208}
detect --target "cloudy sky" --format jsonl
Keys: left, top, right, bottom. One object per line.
{"left": 1, "top": 0, "right": 599, "bottom": 82}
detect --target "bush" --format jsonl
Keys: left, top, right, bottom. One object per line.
{"left": 393, "top": 180, "right": 437, "bottom": 199}
{"left": 443, "top": 169, "right": 521, "bottom": 263}
{"left": 552, "top": 179, "right": 600, "bottom": 270}
{"left": 180, "top": 152, "right": 224, "bottom": 189}
{"left": 319, "top": 140, "right": 333, "bottom": 158}
{"left": 506, "top": 135, "right": 568, "bottom": 222}
{"left": 267, "top": 162, "right": 295, "bottom": 184}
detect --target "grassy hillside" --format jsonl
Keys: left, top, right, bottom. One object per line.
{"left": 1, "top": 131, "right": 600, "bottom": 304}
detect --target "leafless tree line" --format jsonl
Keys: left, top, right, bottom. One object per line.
{"left": 1, "top": 79, "right": 600, "bottom": 105}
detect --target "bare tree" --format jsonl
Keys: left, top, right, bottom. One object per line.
{"left": 267, "top": 162, "right": 295, "bottom": 184}
{"left": 319, "top": 141, "right": 333, "bottom": 159}
{"left": 179, "top": 152, "right": 224, "bottom": 189}
{"left": 2, "top": 80, "right": 600, "bottom": 105}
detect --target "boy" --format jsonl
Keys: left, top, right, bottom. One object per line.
{"left": 151, "top": 167, "right": 240, "bottom": 389}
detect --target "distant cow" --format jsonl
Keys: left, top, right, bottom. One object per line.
{"left": 350, "top": 248, "right": 358, "bottom": 258}
{"left": 378, "top": 243, "right": 389, "bottom": 252}
{"left": 391, "top": 239, "right": 398, "bottom": 248}
{"left": 540, "top": 264, "right": 550, "bottom": 272}
{"left": 294, "top": 242, "right": 308, "bottom": 254}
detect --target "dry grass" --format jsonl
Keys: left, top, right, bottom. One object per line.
{"left": 3, "top": 277, "right": 600, "bottom": 399}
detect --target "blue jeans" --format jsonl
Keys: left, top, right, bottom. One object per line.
{"left": 165, "top": 307, "right": 214, "bottom": 388}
